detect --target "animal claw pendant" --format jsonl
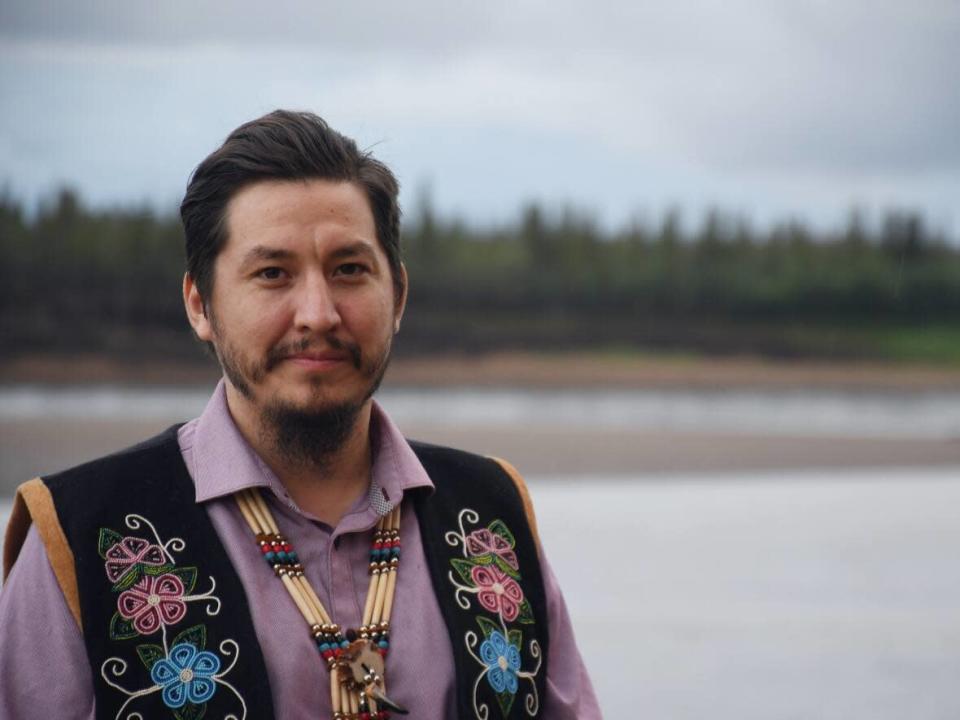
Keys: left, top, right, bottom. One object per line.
{"left": 338, "top": 639, "right": 409, "bottom": 715}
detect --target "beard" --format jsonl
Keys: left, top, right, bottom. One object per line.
{"left": 210, "top": 311, "right": 393, "bottom": 468}
{"left": 260, "top": 399, "right": 366, "bottom": 470}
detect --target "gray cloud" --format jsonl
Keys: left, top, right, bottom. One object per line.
{"left": 0, "top": 0, "right": 957, "bottom": 232}
{"left": 0, "top": 0, "right": 508, "bottom": 53}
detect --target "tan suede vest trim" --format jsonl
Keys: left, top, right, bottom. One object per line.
{"left": 489, "top": 457, "right": 541, "bottom": 556}
{"left": 2, "top": 478, "right": 83, "bottom": 630}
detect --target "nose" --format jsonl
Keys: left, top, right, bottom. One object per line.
{"left": 292, "top": 272, "right": 342, "bottom": 334}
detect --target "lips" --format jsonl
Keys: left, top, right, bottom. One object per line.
{"left": 264, "top": 335, "right": 363, "bottom": 372}
{"left": 286, "top": 351, "right": 349, "bottom": 363}
{"left": 284, "top": 351, "right": 350, "bottom": 369}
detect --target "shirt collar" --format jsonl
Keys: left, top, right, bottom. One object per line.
{"left": 187, "top": 380, "right": 434, "bottom": 514}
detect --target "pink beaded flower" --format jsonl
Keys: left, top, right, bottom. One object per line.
{"left": 466, "top": 528, "right": 519, "bottom": 570}
{"left": 117, "top": 573, "right": 187, "bottom": 634}
{"left": 470, "top": 565, "right": 525, "bottom": 622}
{"left": 104, "top": 536, "right": 167, "bottom": 584}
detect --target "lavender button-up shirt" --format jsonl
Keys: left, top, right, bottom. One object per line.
{"left": 0, "top": 382, "right": 600, "bottom": 718}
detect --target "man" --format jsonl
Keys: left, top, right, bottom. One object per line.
{"left": 0, "top": 110, "right": 600, "bottom": 719}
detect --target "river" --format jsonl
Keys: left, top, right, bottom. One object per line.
{"left": 2, "top": 385, "right": 960, "bottom": 717}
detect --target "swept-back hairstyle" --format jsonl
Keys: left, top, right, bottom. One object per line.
{"left": 180, "top": 110, "right": 403, "bottom": 304}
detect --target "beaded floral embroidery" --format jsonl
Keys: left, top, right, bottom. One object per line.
{"left": 97, "top": 514, "right": 247, "bottom": 720}
{"left": 447, "top": 509, "right": 542, "bottom": 718}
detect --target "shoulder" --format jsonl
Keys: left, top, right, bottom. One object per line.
{"left": 407, "top": 439, "right": 518, "bottom": 498}
{"left": 42, "top": 425, "right": 182, "bottom": 496}
{"left": 39, "top": 424, "right": 193, "bottom": 540}
{"left": 4, "top": 425, "right": 195, "bottom": 627}
{"left": 407, "top": 439, "right": 507, "bottom": 476}
{"left": 407, "top": 440, "right": 541, "bottom": 550}
{"left": 3, "top": 426, "right": 186, "bottom": 603}
{"left": 29, "top": 425, "right": 191, "bottom": 573}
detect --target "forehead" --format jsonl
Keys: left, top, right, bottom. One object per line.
{"left": 222, "top": 179, "right": 378, "bottom": 255}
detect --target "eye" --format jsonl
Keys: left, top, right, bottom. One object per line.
{"left": 256, "top": 267, "right": 287, "bottom": 281}
{"left": 334, "top": 262, "right": 367, "bottom": 277}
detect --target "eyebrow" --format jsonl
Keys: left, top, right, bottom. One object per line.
{"left": 238, "top": 245, "right": 296, "bottom": 269}
{"left": 328, "top": 241, "right": 379, "bottom": 266}
{"left": 237, "top": 241, "right": 380, "bottom": 270}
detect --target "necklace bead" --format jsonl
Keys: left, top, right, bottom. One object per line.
{"left": 235, "top": 489, "right": 405, "bottom": 717}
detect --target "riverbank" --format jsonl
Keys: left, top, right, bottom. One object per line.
{"left": 5, "top": 356, "right": 959, "bottom": 496}
{"left": 3, "top": 351, "right": 960, "bottom": 390}
{"left": 4, "top": 382, "right": 960, "bottom": 495}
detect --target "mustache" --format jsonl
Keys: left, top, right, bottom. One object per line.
{"left": 264, "top": 335, "right": 362, "bottom": 372}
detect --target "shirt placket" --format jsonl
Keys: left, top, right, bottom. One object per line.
{"left": 328, "top": 526, "right": 365, "bottom": 630}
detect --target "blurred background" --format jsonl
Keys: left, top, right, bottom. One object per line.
{"left": 2, "top": 2, "right": 960, "bottom": 717}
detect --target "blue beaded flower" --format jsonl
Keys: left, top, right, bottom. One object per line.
{"left": 150, "top": 642, "right": 221, "bottom": 709}
{"left": 479, "top": 631, "right": 521, "bottom": 694}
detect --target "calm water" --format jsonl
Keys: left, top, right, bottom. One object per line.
{"left": 3, "top": 384, "right": 960, "bottom": 438}
{"left": 4, "top": 469, "right": 960, "bottom": 719}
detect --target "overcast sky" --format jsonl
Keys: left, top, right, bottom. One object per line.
{"left": 1, "top": 1, "right": 958, "bottom": 236}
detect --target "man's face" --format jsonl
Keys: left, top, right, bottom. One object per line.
{"left": 185, "top": 179, "right": 406, "bottom": 426}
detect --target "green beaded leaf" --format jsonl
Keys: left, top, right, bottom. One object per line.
{"left": 516, "top": 598, "right": 535, "bottom": 625}
{"left": 493, "top": 555, "right": 521, "bottom": 580}
{"left": 110, "top": 565, "right": 145, "bottom": 592}
{"left": 450, "top": 558, "right": 478, "bottom": 586}
{"left": 496, "top": 689, "right": 516, "bottom": 717}
{"left": 471, "top": 553, "right": 495, "bottom": 567}
{"left": 477, "top": 615, "right": 503, "bottom": 640}
{"left": 172, "top": 624, "right": 207, "bottom": 651}
{"left": 142, "top": 562, "right": 175, "bottom": 577}
{"left": 507, "top": 628, "right": 523, "bottom": 651}
{"left": 97, "top": 528, "right": 124, "bottom": 558}
{"left": 487, "top": 520, "right": 516, "bottom": 549}
{"left": 170, "top": 566, "right": 198, "bottom": 594}
{"left": 476, "top": 615, "right": 500, "bottom": 641}
{"left": 135, "top": 643, "right": 165, "bottom": 671}
{"left": 173, "top": 702, "right": 207, "bottom": 720}
{"left": 108, "top": 611, "right": 139, "bottom": 641}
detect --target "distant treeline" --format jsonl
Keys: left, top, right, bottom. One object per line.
{"left": 2, "top": 187, "right": 959, "bottom": 362}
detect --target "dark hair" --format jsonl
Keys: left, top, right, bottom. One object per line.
{"left": 180, "top": 110, "right": 403, "bottom": 304}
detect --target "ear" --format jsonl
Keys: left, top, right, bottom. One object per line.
{"left": 183, "top": 273, "right": 213, "bottom": 342}
{"left": 393, "top": 263, "right": 408, "bottom": 333}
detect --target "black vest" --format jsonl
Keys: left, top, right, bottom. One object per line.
{"left": 40, "top": 427, "right": 549, "bottom": 720}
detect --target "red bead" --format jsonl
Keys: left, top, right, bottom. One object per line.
{"left": 360, "top": 714, "right": 370, "bottom": 720}
{"left": 283, "top": 543, "right": 293, "bottom": 553}
{"left": 260, "top": 545, "right": 271, "bottom": 554}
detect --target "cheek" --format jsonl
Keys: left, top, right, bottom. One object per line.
{"left": 222, "top": 297, "right": 292, "bottom": 349}
{"left": 346, "top": 294, "right": 395, "bottom": 339}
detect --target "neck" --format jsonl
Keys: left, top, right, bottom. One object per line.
{"left": 225, "top": 384, "right": 375, "bottom": 526}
